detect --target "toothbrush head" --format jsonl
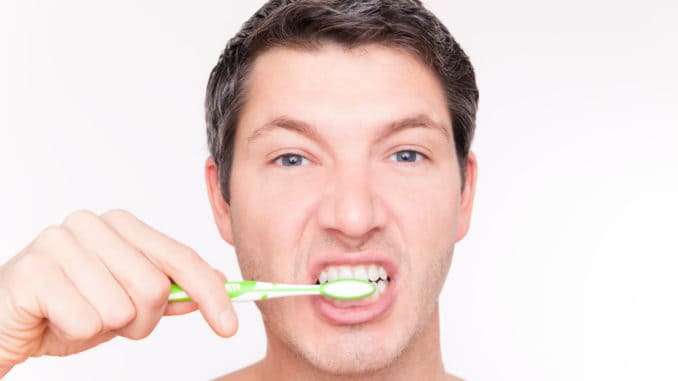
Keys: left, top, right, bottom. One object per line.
{"left": 319, "top": 279, "right": 376, "bottom": 300}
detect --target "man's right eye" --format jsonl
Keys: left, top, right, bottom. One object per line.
{"left": 274, "top": 154, "right": 309, "bottom": 167}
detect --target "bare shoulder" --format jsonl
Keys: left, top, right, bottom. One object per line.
{"left": 213, "top": 361, "right": 262, "bottom": 381}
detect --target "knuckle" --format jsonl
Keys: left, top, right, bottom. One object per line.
{"left": 7, "top": 256, "right": 47, "bottom": 310}
{"left": 169, "top": 244, "right": 203, "bottom": 272}
{"left": 100, "top": 208, "right": 133, "bottom": 222}
{"left": 34, "top": 225, "right": 70, "bottom": 248}
{"left": 213, "top": 269, "right": 228, "bottom": 282}
{"left": 62, "top": 209, "right": 97, "bottom": 227}
{"left": 81, "top": 319, "right": 104, "bottom": 340}
{"left": 134, "top": 273, "right": 171, "bottom": 310}
{"left": 104, "top": 303, "right": 137, "bottom": 330}
{"left": 67, "top": 317, "right": 103, "bottom": 341}
{"left": 137, "top": 274, "right": 171, "bottom": 307}
{"left": 12, "top": 252, "right": 44, "bottom": 277}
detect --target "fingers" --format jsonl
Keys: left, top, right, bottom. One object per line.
{"left": 0, "top": 227, "right": 110, "bottom": 363}
{"left": 62, "top": 210, "right": 170, "bottom": 340}
{"left": 164, "top": 269, "right": 227, "bottom": 316}
{"left": 17, "top": 250, "right": 103, "bottom": 345}
{"left": 29, "top": 227, "right": 135, "bottom": 332}
{"left": 99, "top": 209, "right": 238, "bottom": 337}
{"left": 164, "top": 301, "right": 199, "bottom": 316}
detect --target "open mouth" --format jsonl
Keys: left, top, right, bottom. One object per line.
{"left": 315, "top": 264, "right": 391, "bottom": 300}
{"left": 309, "top": 256, "right": 398, "bottom": 325}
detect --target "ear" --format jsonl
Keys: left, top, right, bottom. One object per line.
{"left": 205, "top": 157, "right": 234, "bottom": 245}
{"left": 455, "top": 151, "right": 478, "bottom": 242}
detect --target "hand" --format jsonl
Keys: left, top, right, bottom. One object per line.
{"left": 0, "top": 209, "right": 237, "bottom": 377}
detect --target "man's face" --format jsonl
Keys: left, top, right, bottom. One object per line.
{"left": 207, "top": 43, "right": 476, "bottom": 374}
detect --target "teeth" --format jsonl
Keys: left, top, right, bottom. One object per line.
{"left": 327, "top": 267, "right": 338, "bottom": 282}
{"left": 316, "top": 264, "right": 392, "bottom": 304}
{"left": 367, "top": 265, "right": 379, "bottom": 281}
{"left": 376, "top": 279, "right": 386, "bottom": 293}
{"left": 353, "top": 266, "right": 368, "bottom": 281}
{"left": 379, "top": 266, "right": 387, "bottom": 280}
{"left": 317, "top": 264, "right": 390, "bottom": 293}
{"left": 338, "top": 266, "right": 352, "bottom": 279}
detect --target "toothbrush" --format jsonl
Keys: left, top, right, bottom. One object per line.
{"left": 168, "top": 279, "right": 376, "bottom": 302}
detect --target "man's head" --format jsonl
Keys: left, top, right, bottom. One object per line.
{"left": 204, "top": 0, "right": 478, "bottom": 376}
{"left": 205, "top": 0, "right": 478, "bottom": 204}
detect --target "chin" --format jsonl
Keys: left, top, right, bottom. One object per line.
{"left": 271, "top": 313, "right": 419, "bottom": 377}
{"left": 302, "top": 331, "right": 407, "bottom": 375}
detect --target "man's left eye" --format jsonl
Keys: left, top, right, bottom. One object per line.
{"left": 389, "top": 150, "right": 425, "bottom": 163}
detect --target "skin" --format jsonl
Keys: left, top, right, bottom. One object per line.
{"left": 206, "top": 43, "right": 477, "bottom": 380}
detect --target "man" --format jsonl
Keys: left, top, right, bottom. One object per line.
{"left": 0, "top": 0, "right": 478, "bottom": 379}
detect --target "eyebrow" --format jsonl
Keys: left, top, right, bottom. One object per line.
{"left": 385, "top": 114, "right": 451, "bottom": 141}
{"left": 246, "top": 114, "right": 451, "bottom": 144}
{"left": 247, "top": 116, "right": 321, "bottom": 143}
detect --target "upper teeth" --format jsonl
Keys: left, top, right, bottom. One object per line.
{"left": 318, "top": 264, "right": 390, "bottom": 284}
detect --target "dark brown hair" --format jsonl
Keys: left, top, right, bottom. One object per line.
{"left": 206, "top": 0, "right": 479, "bottom": 203}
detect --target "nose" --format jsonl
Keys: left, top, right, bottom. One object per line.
{"left": 316, "top": 162, "right": 387, "bottom": 247}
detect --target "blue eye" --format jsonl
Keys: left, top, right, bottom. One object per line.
{"left": 390, "top": 150, "right": 424, "bottom": 163}
{"left": 275, "top": 154, "right": 309, "bottom": 166}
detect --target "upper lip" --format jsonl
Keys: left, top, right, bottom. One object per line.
{"left": 308, "top": 251, "right": 398, "bottom": 284}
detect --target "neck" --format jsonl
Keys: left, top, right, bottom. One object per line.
{"left": 260, "top": 304, "right": 447, "bottom": 381}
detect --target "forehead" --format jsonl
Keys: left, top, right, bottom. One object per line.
{"left": 237, "top": 42, "right": 451, "bottom": 140}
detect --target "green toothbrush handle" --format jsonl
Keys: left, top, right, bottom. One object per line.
{"left": 168, "top": 281, "right": 319, "bottom": 302}
{"left": 168, "top": 281, "right": 257, "bottom": 302}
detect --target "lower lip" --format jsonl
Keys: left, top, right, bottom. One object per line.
{"left": 311, "top": 279, "right": 397, "bottom": 325}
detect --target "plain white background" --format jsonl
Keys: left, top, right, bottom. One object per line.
{"left": 1, "top": 0, "right": 676, "bottom": 380}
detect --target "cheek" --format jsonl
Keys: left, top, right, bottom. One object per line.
{"left": 380, "top": 167, "right": 460, "bottom": 245}
{"left": 229, "top": 165, "right": 322, "bottom": 278}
